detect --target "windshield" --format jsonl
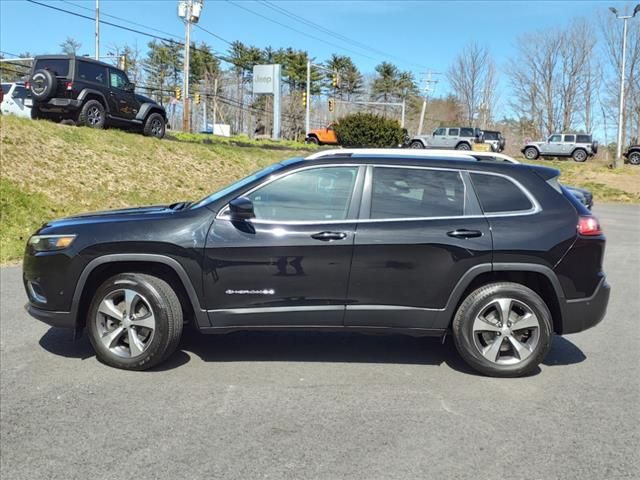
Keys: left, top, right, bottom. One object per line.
{"left": 190, "top": 162, "right": 286, "bottom": 209}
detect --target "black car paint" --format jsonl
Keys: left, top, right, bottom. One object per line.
{"left": 23, "top": 156, "right": 609, "bottom": 338}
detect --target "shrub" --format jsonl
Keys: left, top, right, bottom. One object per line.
{"left": 334, "top": 113, "right": 404, "bottom": 148}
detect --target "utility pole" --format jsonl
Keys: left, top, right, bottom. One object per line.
{"left": 212, "top": 77, "right": 218, "bottom": 134}
{"left": 610, "top": 5, "right": 640, "bottom": 167}
{"left": 305, "top": 60, "right": 311, "bottom": 134}
{"left": 95, "top": 0, "right": 100, "bottom": 60}
{"left": 178, "top": 0, "right": 204, "bottom": 133}
{"left": 417, "top": 71, "right": 440, "bottom": 135}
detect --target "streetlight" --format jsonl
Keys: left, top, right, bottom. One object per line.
{"left": 178, "top": 0, "right": 204, "bottom": 133}
{"left": 609, "top": 4, "right": 640, "bottom": 167}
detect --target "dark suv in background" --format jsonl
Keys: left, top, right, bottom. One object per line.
{"left": 23, "top": 149, "right": 609, "bottom": 377}
{"left": 28, "top": 55, "right": 167, "bottom": 138}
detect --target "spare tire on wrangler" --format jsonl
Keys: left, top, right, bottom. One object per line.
{"left": 30, "top": 69, "right": 57, "bottom": 102}
{"left": 592, "top": 140, "right": 598, "bottom": 154}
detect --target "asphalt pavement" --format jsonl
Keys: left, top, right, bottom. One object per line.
{"left": 1, "top": 203, "right": 639, "bottom": 480}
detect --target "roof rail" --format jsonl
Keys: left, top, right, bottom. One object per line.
{"left": 305, "top": 148, "right": 475, "bottom": 160}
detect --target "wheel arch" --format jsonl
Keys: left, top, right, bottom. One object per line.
{"left": 443, "top": 263, "right": 566, "bottom": 334}
{"left": 72, "top": 254, "right": 209, "bottom": 336}
{"left": 77, "top": 89, "right": 109, "bottom": 111}
{"left": 136, "top": 103, "right": 167, "bottom": 122}
{"left": 455, "top": 141, "right": 472, "bottom": 149}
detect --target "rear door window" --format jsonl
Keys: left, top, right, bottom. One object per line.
{"left": 564, "top": 135, "right": 575, "bottom": 142}
{"left": 33, "top": 59, "right": 69, "bottom": 77}
{"left": 370, "top": 167, "right": 465, "bottom": 218}
{"left": 470, "top": 173, "right": 533, "bottom": 214}
{"left": 448, "top": 128, "right": 459, "bottom": 136}
{"left": 77, "top": 61, "right": 107, "bottom": 85}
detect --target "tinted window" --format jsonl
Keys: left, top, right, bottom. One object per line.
{"left": 576, "top": 134, "right": 591, "bottom": 143}
{"left": 1, "top": 84, "right": 10, "bottom": 95}
{"left": 434, "top": 128, "right": 446, "bottom": 135}
{"left": 549, "top": 135, "right": 561, "bottom": 142}
{"left": 12, "top": 86, "right": 27, "bottom": 99}
{"left": 470, "top": 173, "right": 533, "bottom": 213}
{"left": 460, "top": 128, "right": 474, "bottom": 137}
{"left": 484, "top": 131, "right": 499, "bottom": 140}
{"left": 77, "top": 61, "right": 106, "bottom": 85}
{"left": 109, "top": 69, "right": 129, "bottom": 89}
{"left": 33, "top": 59, "right": 69, "bottom": 77}
{"left": 247, "top": 166, "right": 358, "bottom": 221}
{"left": 448, "top": 128, "right": 459, "bottom": 136}
{"left": 564, "top": 135, "right": 575, "bottom": 142}
{"left": 371, "top": 167, "right": 465, "bottom": 219}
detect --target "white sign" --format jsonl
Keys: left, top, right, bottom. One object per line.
{"left": 253, "top": 64, "right": 277, "bottom": 94}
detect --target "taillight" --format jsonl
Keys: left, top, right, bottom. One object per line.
{"left": 25, "top": 81, "right": 31, "bottom": 89}
{"left": 578, "top": 215, "right": 602, "bottom": 236}
{"left": 65, "top": 81, "right": 73, "bottom": 91}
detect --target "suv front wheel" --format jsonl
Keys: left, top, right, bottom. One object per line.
{"left": 452, "top": 282, "right": 552, "bottom": 377}
{"left": 78, "top": 100, "right": 106, "bottom": 129}
{"left": 87, "top": 273, "right": 183, "bottom": 370}
{"left": 143, "top": 112, "right": 166, "bottom": 138}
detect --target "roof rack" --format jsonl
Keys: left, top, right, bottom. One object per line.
{"left": 305, "top": 148, "right": 477, "bottom": 160}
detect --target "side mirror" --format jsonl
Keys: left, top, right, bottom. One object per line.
{"left": 125, "top": 82, "right": 135, "bottom": 92}
{"left": 229, "top": 197, "right": 254, "bottom": 220}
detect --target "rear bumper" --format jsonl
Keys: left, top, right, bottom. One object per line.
{"left": 25, "top": 303, "right": 75, "bottom": 329}
{"left": 39, "top": 98, "right": 82, "bottom": 110}
{"left": 560, "top": 277, "right": 610, "bottom": 334}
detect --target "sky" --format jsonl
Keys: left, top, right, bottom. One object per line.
{"left": 0, "top": 0, "right": 637, "bottom": 127}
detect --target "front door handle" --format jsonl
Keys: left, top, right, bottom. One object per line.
{"left": 311, "top": 231, "right": 347, "bottom": 241}
{"left": 447, "top": 229, "right": 482, "bottom": 239}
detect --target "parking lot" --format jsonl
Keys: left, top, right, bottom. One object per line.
{"left": 1, "top": 203, "right": 638, "bottom": 480}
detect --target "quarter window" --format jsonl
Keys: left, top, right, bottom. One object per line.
{"left": 460, "top": 128, "right": 474, "bottom": 137}
{"left": 470, "top": 173, "right": 533, "bottom": 213}
{"left": 576, "top": 135, "right": 591, "bottom": 143}
{"left": 247, "top": 166, "right": 358, "bottom": 222}
{"left": 77, "top": 61, "right": 106, "bottom": 85}
{"left": 370, "top": 167, "right": 465, "bottom": 219}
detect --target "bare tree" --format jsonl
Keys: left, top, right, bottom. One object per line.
{"left": 448, "top": 42, "right": 498, "bottom": 126}
{"left": 60, "top": 37, "right": 82, "bottom": 56}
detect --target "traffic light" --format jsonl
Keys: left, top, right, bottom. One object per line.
{"left": 332, "top": 72, "right": 339, "bottom": 89}
{"left": 302, "top": 91, "right": 307, "bottom": 107}
{"left": 175, "top": 86, "right": 182, "bottom": 100}
{"left": 194, "top": 92, "right": 201, "bottom": 105}
{"left": 328, "top": 98, "right": 335, "bottom": 112}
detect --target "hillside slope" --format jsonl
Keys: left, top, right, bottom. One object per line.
{"left": 0, "top": 116, "right": 312, "bottom": 262}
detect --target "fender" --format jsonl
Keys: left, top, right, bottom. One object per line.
{"left": 70, "top": 253, "right": 210, "bottom": 330}
{"left": 136, "top": 103, "right": 166, "bottom": 122}
{"left": 77, "top": 89, "right": 110, "bottom": 112}
{"left": 435, "top": 262, "right": 566, "bottom": 329}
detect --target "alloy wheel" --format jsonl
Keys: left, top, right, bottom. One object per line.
{"left": 95, "top": 288, "right": 156, "bottom": 358}
{"left": 150, "top": 118, "right": 163, "bottom": 137}
{"left": 87, "top": 106, "right": 102, "bottom": 126}
{"left": 471, "top": 298, "right": 540, "bottom": 365}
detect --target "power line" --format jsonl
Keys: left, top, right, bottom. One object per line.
{"left": 259, "top": 0, "right": 426, "bottom": 70}
{"left": 225, "top": 0, "right": 380, "bottom": 63}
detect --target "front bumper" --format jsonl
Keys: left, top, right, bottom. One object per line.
{"left": 25, "top": 303, "right": 75, "bottom": 329}
{"left": 560, "top": 277, "right": 610, "bottom": 334}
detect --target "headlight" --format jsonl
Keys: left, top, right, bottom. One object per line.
{"left": 28, "top": 234, "right": 77, "bottom": 252}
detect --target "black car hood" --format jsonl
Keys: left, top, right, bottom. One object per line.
{"left": 134, "top": 93, "right": 158, "bottom": 105}
{"left": 40, "top": 204, "right": 179, "bottom": 230}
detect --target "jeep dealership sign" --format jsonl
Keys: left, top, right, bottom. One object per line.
{"left": 252, "top": 64, "right": 282, "bottom": 139}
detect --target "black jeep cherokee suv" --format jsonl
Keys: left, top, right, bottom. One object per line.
{"left": 28, "top": 55, "right": 167, "bottom": 138}
{"left": 23, "top": 150, "right": 610, "bottom": 377}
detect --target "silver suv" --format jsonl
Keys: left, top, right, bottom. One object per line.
{"left": 409, "top": 127, "right": 480, "bottom": 150}
{"left": 521, "top": 133, "right": 598, "bottom": 162}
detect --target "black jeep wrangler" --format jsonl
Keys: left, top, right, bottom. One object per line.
{"left": 28, "top": 55, "right": 167, "bottom": 138}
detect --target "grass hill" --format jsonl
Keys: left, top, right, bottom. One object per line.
{"left": 1, "top": 115, "right": 638, "bottom": 263}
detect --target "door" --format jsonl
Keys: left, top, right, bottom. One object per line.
{"left": 432, "top": 127, "right": 448, "bottom": 147}
{"left": 204, "top": 165, "right": 364, "bottom": 327}
{"left": 107, "top": 68, "right": 138, "bottom": 120}
{"left": 345, "top": 165, "right": 492, "bottom": 330}
{"left": 541, "top": 134, "right": 562, "bottom": 154}
{"left": 445, "top": 128, "right": 460, "bottom": 148}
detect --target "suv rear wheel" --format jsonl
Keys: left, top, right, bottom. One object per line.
{"left": 452, "top": 282, "right": 552, "bottom": 377}
{"left": 572, "top": 149, "right": 587, "bottom": 162}
{"left": 87, "top": 273, "right": 183, "bottom": 370}
{"left": 78, "top": 99, "right": 106, "bottom": 129}
{"left": 523, "top": 147, "right": 539, "bottom": 160}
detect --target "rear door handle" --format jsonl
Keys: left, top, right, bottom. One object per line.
{"left": 447, "top": 229, "right": 482, "bottom": 239}
{"left": 311, "top": 231, "right": 347, "bottom": 241}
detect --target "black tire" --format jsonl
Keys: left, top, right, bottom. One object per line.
{"left": 572, "top": 148, "right": 587, "bottom": 162}
{"left": 78, "top": 99, "right": 106, "bottom": 129}
{"left": 409, "top": 140, "right": 424, "bottom": 149}
{"left": 143, "top": 112, "right": 166, "bottom": 138}
{"left": 31, "top": 104, "right": 42, "bottom": 120}
{"left": 628, "top": 151, "right": 640, "bottom": 165}
{"left": 455, "top": 142, "right": 471, "bottom": 151}
{"left": 523, "top": 147, "right": 539, "bottom": 160}
{"left": 29, "top": 69, "right": 57, "bottom": 102}
{"left": 452, "top": 282, "right": 552, "bottom": 377}
{"left": 306, "top": 136, "right": 320, "bottom": 145}
{"left": 87, "top": 273, "right": 183, "bottom": 370}
{"left": 591, "top": 140, "right": 598, "bottom": 154}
